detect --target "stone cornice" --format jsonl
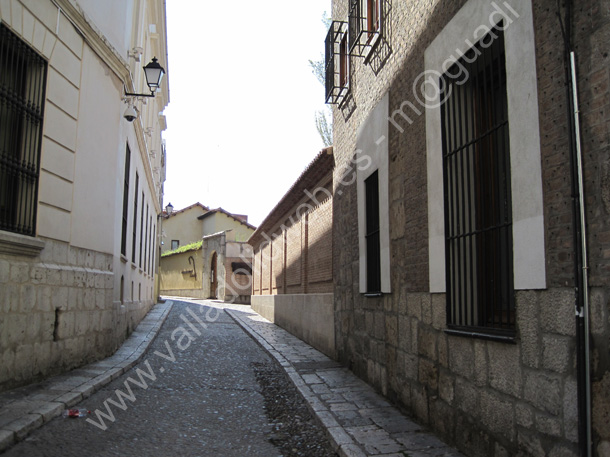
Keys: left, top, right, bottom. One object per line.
{"left": 52, "top": 0, "right": 132, "bottom": 88}
{"left": 0, "top": 231, "right": 45, "bottom": 257}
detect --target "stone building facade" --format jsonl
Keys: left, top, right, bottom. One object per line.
{"left": 159, "top": 203, "right": 255, "bottom": 302}
{"left": 250, "top": 147, "right": 335, "bottom": 357}
{"left": 161, "top": 203, "right": 255, "bottom": 254}
{"left": 0, "top": 0, "right": 168, "bottom": 392}
{"left": 201, "top": 231, "right": 253, "bottom": 304}
{"left": 329, "top": 0, "right": 609, "bottom": 456}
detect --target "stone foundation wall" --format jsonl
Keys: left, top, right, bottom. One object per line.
{"left": 252, "top": 293, "right": 335, "bottom": 358}
{"left": 0, "top": 239, "right": 154, "bottom": 392}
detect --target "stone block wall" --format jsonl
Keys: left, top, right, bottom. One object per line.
{"left": 331, "top": 0, "right": 610, "bottom": 456}
{"left": 0, "top": 239, "right": 153, "bottom": 392}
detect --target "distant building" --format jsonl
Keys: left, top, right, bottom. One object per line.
{"left": 0, "top": 0, "right": 168, "bottom": 391}
{"left": 161, "top": 203, "right": 254, "bottom": 254}
{"left": 159, "top": 204, "right": 255, "bottom": 302}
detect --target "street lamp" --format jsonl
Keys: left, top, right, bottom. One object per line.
{"left": 125, "top": 57, "right": 166, "bottom": 98}
{"left": 165, "top": 203, "right": 174, "bottom": 215}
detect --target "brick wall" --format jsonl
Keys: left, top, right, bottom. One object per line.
{"left": 285, "top": 220, "right": 303, "bottom": 293}
{"left": 331, "top": 0, "right": 610, "bottom": 456}
{"left": 251, "top": 177, "right": 333, "bottom": 296}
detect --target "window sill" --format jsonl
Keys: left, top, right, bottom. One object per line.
{"left": 120, "top": 254, "right": 128, "bottom": 264}
{"left": 444, "top": 328, "right": 516, "bottom": 344}
{"left": 0, "top": 231, "right": 45, "bottom": 257}
{"left": 363, "top": 31, "right": 382, "bottom": 65}
{"left": 364, "top": 292, "right": 383, "bottom": 298}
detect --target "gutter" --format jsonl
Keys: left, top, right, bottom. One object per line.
{"left": 558, "top": 1, "right": 592, "bottom": 455}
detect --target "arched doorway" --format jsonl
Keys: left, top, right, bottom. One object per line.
{"left": 210, "top": 252, "right": 218, "bottom": 299}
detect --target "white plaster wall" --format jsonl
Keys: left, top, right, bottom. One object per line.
{"left": 357, "top": 93, "right": 391, "bottom": 293}
{"left": 76, "top": 0, "right": 133, "bottom": 56}
{"left": 71, "top": 46, "right": 123, "bottom": 254}
{"left": 425, "top": 0, "right": 546, "bottom": 292}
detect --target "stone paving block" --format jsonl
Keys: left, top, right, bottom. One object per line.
{"left": 322, "top": 392, "right": 348, "bottom": 403}
{"left": 3, "top": 414, "right": 43, "bottom": 440}
{"left": 339, "top": 443, "right": 369, "bottom": 457}
{"left": 29, "top": 401, "right": 64, "bottom": 422}
{"left": 316, "top": 410, "right": 340, "bottom": 428}
{"left": 327, "top": 425, "right": 355, "bottom": 449}
{"left": 373, "top": 414, "right": 422, "bottom": 434}
{"left": 89, "top": 373, "right": 113, "bottom": 389}
{"left": 348, "top": 426, "right": 405, "bottom": 455}
{"left": 309, "top": 397, "right": 328, "bottom": 412}
{"left": 330, "top": 402, "right": 358, "bottom": 412}
{"left": 311, "top": 383, "right": 332, "bottom": 395}
{"left": 53, "top": 391, "right": 82, "bottom": 407}
{"left": 107, "top": 367, "right": 126, "bottom": 381}
{"left": 28, "top": 390, "right": 67, "bottom": 402}
{"left": 407, "top": 447, "right": 465, "bottom": 457}
{"left": 0, "top": 429, "right": 15, "bottom": 453}
{"left": 334, "top": 409, "right": 374, "bottom": 427}
{"left": 72, "top": 382, "right": 95, "bottom": 397}
{"left": 302, "top": 373, "right": 323, "bottom": 384}
{"left": 44, "top": 376, "right": 91, "bottom": 391}
{"left": 394, "top": 431, "right": 448, "bottom": 450}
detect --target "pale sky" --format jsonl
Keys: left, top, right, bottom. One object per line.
{"left": 162, "top": 0, "right": 331, "bottom": 227}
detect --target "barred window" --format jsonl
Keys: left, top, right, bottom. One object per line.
{"left": 365, "top": 170, "right": 381, "bottom": 294}
{"left": 132, "top": 173, "right": 139, "bottom": 263}
{"left": 348, "top": 0, "right": 381, "bottom": 57}
{"left": 121, "top": 144, "right": 131, "bottom": 256}
{"left": 440, "top": 25, "right": 515, "bottom": 336}
{"left": 0, "top": 24, "right": 47, "bottom": 236}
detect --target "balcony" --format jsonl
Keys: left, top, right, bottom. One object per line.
{"left": 325, "top": 21, "right": 349, "bottom": 105}
{"left": 349, "top": 0, "right": 381, "bottom": 58}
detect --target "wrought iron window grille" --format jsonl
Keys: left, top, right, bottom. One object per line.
{"left": 348, "top": 0, "right": 381, "bottom": 59}
{"left": 0, "top": 24, "right": 47, "bottom": 237}
{"left": 325, "top": 21, "right": 349, "bottom": 105}
{"left": 365, "top": 170, "right": 381, "bottom": 294}
{"left": 440, "top": 24, "right": 515, "bottom": 337}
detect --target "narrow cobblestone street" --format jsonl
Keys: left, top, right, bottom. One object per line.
{"left": 1, "top": 300, "right": 336, "bottom": 457}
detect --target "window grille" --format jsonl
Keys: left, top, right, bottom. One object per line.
{"left": 325, "top": 21, "right": 349, "bottom": 105}
{"left": 0, "top": 24, "right": 47, "bottom": 236}
{"left": 440, "top": 25, "right": 515, "bottom": 336}
{"left": 121, "top": 144, "right": 131, "bottom": 256}
{"left": 139, "top": 192, "right": 144, "bottom": 267}
{"left": 132, "top": 173, "right": 139, "bottom": 262}
{"left": 348, "top": 0, "right": 381, "bottom": 58}
{"left": 365, "top": 171, "right": 381, "bottom": 293}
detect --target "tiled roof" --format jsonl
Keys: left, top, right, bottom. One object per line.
{"left": 249, "top": 147, "right": 334, "bottom": 246}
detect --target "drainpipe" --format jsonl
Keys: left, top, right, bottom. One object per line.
{"left": 558, "top": 1, "right": 592, "bottom": 455}
{"left": 570, "top": 50, "right": 592, "bottom": 457}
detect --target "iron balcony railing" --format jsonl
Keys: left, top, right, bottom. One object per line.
{"left": 348, "top": 0, "right": 381, "bottom": 58}
{"left": 325, "top": 21, "right": 349, "bottom": 105}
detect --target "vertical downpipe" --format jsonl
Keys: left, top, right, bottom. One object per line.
{"left": 569, "top": 51, "right": 592, "bottom": 457}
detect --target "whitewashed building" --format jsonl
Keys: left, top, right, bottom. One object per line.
{"left": 0, "top": 0, "right": 169, "bottom": 391}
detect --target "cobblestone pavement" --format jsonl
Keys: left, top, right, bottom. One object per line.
{"left": 0, "top": 300, "right": 336, "bottom": 457}
{"left": 1, "top": 298, "right": 466, "bottom": 457}
{"left": 224, "top": 304, "right": 466, "bottom": 457}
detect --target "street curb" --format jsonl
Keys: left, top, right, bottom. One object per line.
{"left": 225, "top": 308, "right": 362, "bottom": 457}
{"left": 0, "top": 300, "right": 174, "bottom": 454}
